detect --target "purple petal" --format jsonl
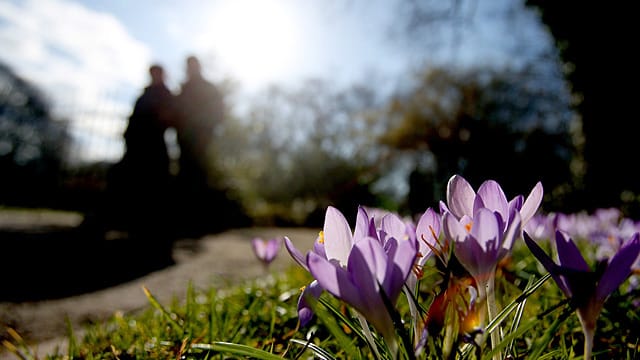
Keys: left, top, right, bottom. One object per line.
{"left": 439, "top": 200, "right": 450, "bottom": 215}
{"left": 443, "top": 212, "right": 469, "bottom": 243}
{"left": 404, "top": 220, "right": 417, "bottom": 243}
{"left": 520, "top": 181, "right": 544, "bottom": 225}
{"left": 381, "top": 212, "right": 409, "bottom": 242}
{"left": 350, "top": 236, "right": 388, "bottom": 287}
{"left": 265, "top": 238, "right": 282, "bottom": 261}
{"left": 343, "top": 241, "right": 382, "bottom": 314}
{"left": 508, "top": 195, "right": 524, "bottom": 215}
{"left": 447, "top": 175, "right": 475, "bottom": 219}
{"left": 475, "top": 180, "right": 509, "bottom": 221}
{"left": 313, "top": 235, "right": 327, "bottom": 259}
{"left": 415, "top": 207, "right": 441, "bottom": 260}
{"left": 596, "top": 233, "right": 640, "bottom": 301}
{"left": 252, "top": 237, "right": 280, "bottom": 263}
{"left": 252, "top": 238, "right": 266, "bottom": 258}
{"left": 523, "top": 232, "right": 572, "bottom": 297}
{"left": 323, "top": 206, "right": 353, "bottom": 265}
{"left": 446, "top": 209, "right": 500, "bottom": 279}
{"left": 470, "top": 208, "right": 501, "bottom": 253}
{"left": 499, "top": 210, "right": 522, "bottom": 259}
{"left": 284, "top": 236, "right": 309, "bottom": 271}
{"left": 384, "top": 236, "right": 418, "bottom": 301}
{"left": 555, "top": 230, "right": 590, "bottom": 272}
{"left": 307, "top": 252, "right": 362, "bottom": 307}
{"left": 353, "top": 206, "right": 371, "bottom": 241}
{"left": 455, "top": 234, "right": 496, "bottom": 282}
{"left": 345, "top": 240, "right": 398, "bottom": 336}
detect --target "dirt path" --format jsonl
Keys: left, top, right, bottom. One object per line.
{"left": 0, "top": 225, "right": 318, "bottom": 360}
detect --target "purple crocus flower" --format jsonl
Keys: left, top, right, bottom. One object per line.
{"left": 443, "top": 207, "right": 522, "bottom": 287}
{"left": 296, "top": 280, "right": 323, "bottom": 327}
{"left": 284, "top": 205, "right": 375, "bottom": 326}
{"left": 251, "top": 237, "right": 282, "bottom": 266}
{"left": 307, "top": 234, "right": 417, "bottom": 351}
{"left": 442, "top": 181, "right": 526, "bottom": 357}
{"left": 440, "top": 174, "right": 540, "bottom": 305}
{"left": 441, "top": 174, "right": 543, "bottom": 239}
{"left": 524, "top": 230, "right": 640, "bottom": 358}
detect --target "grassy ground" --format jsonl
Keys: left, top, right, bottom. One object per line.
{"left": 4, "top": 239, "right": 639, "bottom": 360}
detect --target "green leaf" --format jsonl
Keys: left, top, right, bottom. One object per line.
{"left": 311, "top": 296, "right": 365, "bottom": 359}
{"left": 290, "top": 338, "right": 337, "bottom": 360}
{"left": 525, "top": 305, "right": 573, "bottom": 359}
{"left": 191, "top": 342, "right": 285, "bottom": 360}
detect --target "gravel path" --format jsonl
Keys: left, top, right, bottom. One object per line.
{"left": 0, "top": 220, "right": 318, "bottom": 360}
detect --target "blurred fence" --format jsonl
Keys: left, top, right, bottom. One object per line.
{"left": 53, "top": 95, "right": 130, "bottom": 166}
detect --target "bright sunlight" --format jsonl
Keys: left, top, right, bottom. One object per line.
{"left": 205, "top": 0, "right": 302, "bottom": 91}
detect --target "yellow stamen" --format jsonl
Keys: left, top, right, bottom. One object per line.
{"left": 464, "top": 222, "right": 473, "bottom": 233}
{"left": 317, "top": 231, "right": 325, "bottom": 244}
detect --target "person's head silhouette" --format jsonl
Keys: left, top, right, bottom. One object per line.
{"left": 149, "top": 64, "right": 165, "bottom": 85}
{"left": 186, "top": 55, "right": 202, "bottom": 80}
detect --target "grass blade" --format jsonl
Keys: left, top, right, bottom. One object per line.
{"left": 290, "top": 338, "right": 337, "bottom": 360}
{"left": 191, "top": 341, "right": 285, "bottom": 360}
{"left": 142, "top": 285, "right": 182, "bottom": 333}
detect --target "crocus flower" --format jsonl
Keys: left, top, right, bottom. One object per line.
{"left": 251, "top": 237, "right": 282, "bottom": 266}
{"left": 440, "top": 174, "right": 541, "bottom": 360}
{"left": 443, "top": 207, "right": 522, "bottom": 290}
{"left": 524, "top": 230, "right": 640, "bottom": 359}
{"left": 377, "top": 208, "right": 435, "bottom": 353}
{"left": 284, "top": 205, "right": 375, "bottom": 326}
{"left": 442, "top": 174, "right": 543, "bottom": 239}
{"left": 441, "top": 174, "right": 542, "bottom": 293}
{"left": 296, "top": 280, "right": 323, "bottom": 327}
{"left": 307, "top": 234, "right": 417, "bottom": 355}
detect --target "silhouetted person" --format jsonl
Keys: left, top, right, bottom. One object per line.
{"left": 100, "top": 63, "right": 176, "bottom": 265}
{"left": 122, "top": 64, "right": 174, "bottom": 185}
{"left": 173, "top": 55, "right": 226, "bottom": 235}
{"left": 174, "top": 55, "right": 224, "bottom": 190}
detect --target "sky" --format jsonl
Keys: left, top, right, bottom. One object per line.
{"left": 0, "top": 0, "right": 555, "bottom": 162}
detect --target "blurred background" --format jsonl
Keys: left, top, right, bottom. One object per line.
{"left": 1, "top": 0, "right": 637, "bottom": 233}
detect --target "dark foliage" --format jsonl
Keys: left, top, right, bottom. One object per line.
{"left": 0, "top": 61, "right": 70, "bottom": 208}
{"left": 525, "top": 1, "right": 640, "bottom": 217}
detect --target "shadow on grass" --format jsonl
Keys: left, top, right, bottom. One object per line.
{"left": 0, "top": 224, "right": 176, "bottom": 302}
{"left": 1, "top": 184, "right": 253, "bottom": 302}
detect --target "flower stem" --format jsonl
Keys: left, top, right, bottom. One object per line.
{"left": 583, "top": 326, "right": 594, "bottom": 360}
{"left": 485, "top": 276, "right": 502, "bottom": 360}
{"left": 577, "top": 310, "right": 595, "bottom": 360}
{"left": 356, "top": 313, "right": 382, "bottom": 360}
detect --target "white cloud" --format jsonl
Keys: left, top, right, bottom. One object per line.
{"left": 0, "top": 0, "right": 152, "bottom": 162}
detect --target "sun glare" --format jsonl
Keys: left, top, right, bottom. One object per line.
{"left": 206, "top": 0, "right": 301, "bottom": 90}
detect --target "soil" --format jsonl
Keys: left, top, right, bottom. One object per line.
{"left": 0, "top": 209, "right": 317, "bottom": 360}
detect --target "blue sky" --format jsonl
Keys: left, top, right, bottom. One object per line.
{"left": 0, "top": 0, "right": 554, "bottom": 162}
